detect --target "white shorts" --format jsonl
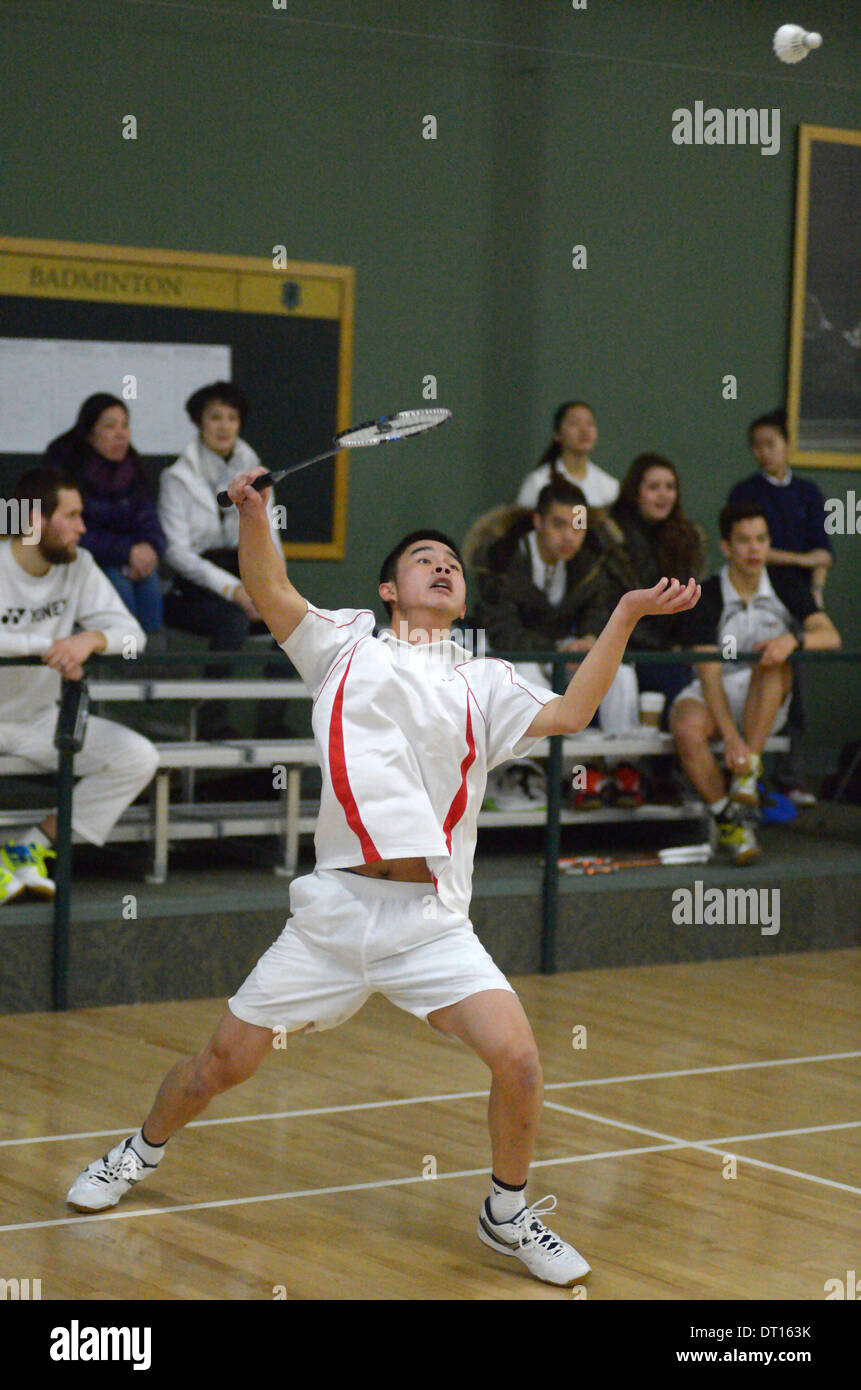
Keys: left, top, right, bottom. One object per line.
{"left": 672, "top": 666, "right": 791, "bottom": 734}
{"left": 228, "top": 868, "right": 515, "bottom": 1034}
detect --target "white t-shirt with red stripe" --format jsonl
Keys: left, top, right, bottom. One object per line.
{"left": 281, "top": 605, "right": 555, "bottom": 917}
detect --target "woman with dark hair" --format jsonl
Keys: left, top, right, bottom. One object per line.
{"left": 609, "top": 453, "right": 706, "bottom": 714}
{"left": 45, "top": 394, "right": 166, "bottom": 633}
{"left": 157, "top": 381, "right": 283, "bottom": 738}
{"left": 517, "top": 401, "right": 620, "bottom": 511}
{"left": 158, "top": 380, "right": 281, "bottom": 652}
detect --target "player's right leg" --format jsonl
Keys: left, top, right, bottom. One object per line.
{"left": 66, "top": 1008, "right": 276, "bottom": 1212}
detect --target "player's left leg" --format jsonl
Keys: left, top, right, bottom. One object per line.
{"left": 429, "top": 989, "right": 590, "bottom": 1287}
{"left": 429, "top": 989, "right": 542, "bottom": 1184}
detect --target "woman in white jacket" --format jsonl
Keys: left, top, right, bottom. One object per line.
{"left": 159, "top": 382, "right": 283, "bottom": 737}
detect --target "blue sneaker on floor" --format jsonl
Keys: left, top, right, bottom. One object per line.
{"left": 758, "top": 785, "right": 798, "bottom": 825}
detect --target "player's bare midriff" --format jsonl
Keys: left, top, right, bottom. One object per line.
{"left": 344, "top": 858, "right": 434, "bottom": 882}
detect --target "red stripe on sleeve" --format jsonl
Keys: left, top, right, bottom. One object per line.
{"left": 328, "top": 645, "right": 381, "bottom": 863}
{"left": 442, "top": 700, "right": 477, "bottom": 853}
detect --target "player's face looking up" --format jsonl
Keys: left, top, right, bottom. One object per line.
{"left": 532, "top": 501, "right": 588, "bottom": 563}
{"left": 200, "top": 401, "right": 242, "bottom": 458}
{"left": 722, "top": 516, "right": 770, "bottom": 578}
{"left": 750, "top": 424, "right": 788, "bottom": 478}
{"left": 636, "top": 465, "right": 677, "bottom": 523}
{"left": 380, "top": 540, "right": 467, "bottom": 632}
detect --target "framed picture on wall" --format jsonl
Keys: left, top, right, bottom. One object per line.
{"left": 787, "top": 124, "right": 861, "bottom": 470}
{"left": 0, "top": 237, "right": 355, "bottom": 558}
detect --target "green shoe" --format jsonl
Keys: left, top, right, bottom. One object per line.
{"left": 0, "top": 847, "right": 26, "bottom": 905}
{"left": 2, "top": 842, "right": 56, "bottom": 899}
{"left": 729, "top": 754, "right": 763, "bottom": 808}
{"left": 716, "top": 817, "right": 761, "bottom": 866}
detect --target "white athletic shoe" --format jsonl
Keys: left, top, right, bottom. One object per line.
{"left": 67, "top": 1136, "right": 157, "bottom": 1212}
{"left": 478, "top": 1194, "right": 591, "bottom": 1286}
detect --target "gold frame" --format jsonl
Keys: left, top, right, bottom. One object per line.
{"left": 0, "top": 236, "right": 355, "bottom": 558}
{"left": 786, "top": 125, "right": 861, "bottom": 471}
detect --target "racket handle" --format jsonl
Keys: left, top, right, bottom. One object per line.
{"left": 217, "top": 471, "right": 275, "bottom": 509}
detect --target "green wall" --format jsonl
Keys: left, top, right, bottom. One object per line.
{"left": 5, "top": 0, "right": 859, "bottom": 756}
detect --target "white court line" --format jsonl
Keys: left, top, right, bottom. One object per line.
{"left": 2, "top": 1049, "right": 858, "bottom": 1150}
{"left": 1, "top": 1113, "right": 858, "bottom": 1236}
{"left": 0, "top": 1140, "right": 695, "bottom": 1236}
{"left": 544, "top": 1100, "right": 861, "bottom": 1198}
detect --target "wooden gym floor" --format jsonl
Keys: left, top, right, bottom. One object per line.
{"left": 0, "top": 947, "right": 858, "bottom": 1300}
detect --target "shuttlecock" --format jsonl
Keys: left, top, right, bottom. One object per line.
{"left": 773, "top": 24, "right": 823, "bottom": 63}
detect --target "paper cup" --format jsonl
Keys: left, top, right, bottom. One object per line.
{"left": 639, "top": 692, "right": 666, "bottom": 727}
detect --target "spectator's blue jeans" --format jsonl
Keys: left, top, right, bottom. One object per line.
{"left": 103, "top": 567, "right": 164, "bottom": 634}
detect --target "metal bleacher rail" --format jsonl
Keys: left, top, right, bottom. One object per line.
{"left": 1, "top": 646, "right": 858, "bottom": 1009}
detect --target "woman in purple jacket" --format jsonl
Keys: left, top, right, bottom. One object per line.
{"left": 45, "top": 394, "right": 166, "bottom": 633}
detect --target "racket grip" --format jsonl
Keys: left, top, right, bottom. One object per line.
{"left": 217, "top": 472, "right": 274, "bottom": 509}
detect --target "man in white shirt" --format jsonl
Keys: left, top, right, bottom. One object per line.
{"left": 68, "top": 466, "right": 699, "bottom": 1289}
{"left": 0, "top": 468, "right": 158, "bottom": 904}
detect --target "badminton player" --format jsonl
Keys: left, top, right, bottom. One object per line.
{"left": 68, "top": 466, "right": 699, "bottom": 1288}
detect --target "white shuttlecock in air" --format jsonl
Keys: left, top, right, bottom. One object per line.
{"left": 773, "top": 24, "right": 823, "bottom": 63}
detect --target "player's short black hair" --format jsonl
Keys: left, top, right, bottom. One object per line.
{"left": 719, "top": 499, "right": 770, "bottom": 541}
{"left": 535, "top": 477, "right": 588, "bottom": 516}
{"left": 185, "top": 381, "right": 250, "bottom": 427}
{"left": 748, "top": 408, "right": 787, "bottom": 443}
{"left": 378, "top": 530, "right": 464, "bottom": 617}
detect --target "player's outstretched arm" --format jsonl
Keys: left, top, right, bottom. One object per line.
{"left": 230, "top": 469, "right": 308, "bottom": 645}
{"left": 526, "top": 578, "right": 700, "bottom": 737}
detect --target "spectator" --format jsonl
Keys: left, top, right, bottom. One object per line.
{"left": 158, "top": 381, "right": 282, "bottom": 739}
{"left": 607, "top": 453, "right": 706, "bottom": 717}
{"left": 464, "top": 478, "right": 640, "bottom": 808}
{"left": 727, "top": 409, "right": 834, "bottom": 807}
{"left": 728, "top": 410, "right": 833, "bottom": 602}
{"left": 517, "top": 401, "right": 619, "bottom": 511}
{"left": 669, "top": 500, "right": 840, "bottom": 866}
{"left": 0, "top": 467, "right": 159, "bottom": 905}
{"left": 45, "top": 394, "right": 166, "bottom": 635}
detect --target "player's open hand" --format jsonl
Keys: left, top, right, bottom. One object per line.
{"left": 226, "top": 467, "right": 272, "bottom": 513}
{"left": 618, "top": 577, "right": 700, "bottom": 624}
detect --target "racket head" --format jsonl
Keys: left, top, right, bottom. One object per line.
{"left": 335, "top": 408, "right": 451, "bottom": 449}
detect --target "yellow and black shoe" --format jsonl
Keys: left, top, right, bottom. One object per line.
{"left": 715, "top": 813, "right": 761, "bottom": 866}
{"left": 2, "top": 843, "right": 56, "bottom": 899}
{"left": 0, "top": 847, "right": 26, "bottom": 906}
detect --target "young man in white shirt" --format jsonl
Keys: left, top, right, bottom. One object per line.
{"left": 670, "top": 501, "right": 840, "bottom": 865}
{"left": 68, "top": 466, "right": 699, "bottom": 1288}
{"left": 0, "top": 468, "right": 158, "bottom": 904}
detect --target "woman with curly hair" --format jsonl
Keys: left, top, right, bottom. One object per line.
{"left": 609, "top": 453, "right": 706, "bottom": 716}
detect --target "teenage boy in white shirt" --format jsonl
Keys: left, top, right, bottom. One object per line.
{"left": 670, "top": 500, "right": 840, "bottom": 865}
{"left": 68, "top": 466, "right": 698, "bottom": 1289}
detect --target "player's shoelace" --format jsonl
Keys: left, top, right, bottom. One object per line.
{"left": 516, "top": 1195, "right": 567, "bottom": 1257}
{"left": 92, "top": 1143, "right": 143, "bottom": 1187}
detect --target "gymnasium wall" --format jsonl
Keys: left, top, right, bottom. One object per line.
{"left": 5, "top": 0, "right": 860, "bottom": 756}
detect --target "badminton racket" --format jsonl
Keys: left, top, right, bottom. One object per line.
{"left": 216, "top": 407, "right": 452, "bottom": 508}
